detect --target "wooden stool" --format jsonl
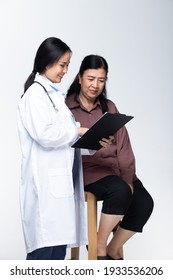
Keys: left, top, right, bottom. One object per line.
{"left": 85, "top": 192, "right": 98, "bottom": 259}
{"left": 71, "top": 192, "right": 97, "bottom": 260}
{"left": 71, "top": 192, "right": 123, "bottom": 260}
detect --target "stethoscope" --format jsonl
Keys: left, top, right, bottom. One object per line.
{"left": 34, "top": 81, "right": 77, "bottom": 126}
{"left": 34, "top": 81, "right": 59, "bottom": 112}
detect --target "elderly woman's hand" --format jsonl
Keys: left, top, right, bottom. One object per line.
{"left": 99, "top": 136, "right": 114, "bottom": 149}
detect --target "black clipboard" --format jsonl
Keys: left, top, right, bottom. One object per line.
{"left": 72, "top": 112, "right": 134, "bottom": 150}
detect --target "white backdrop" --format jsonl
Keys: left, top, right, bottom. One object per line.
{"left": 0, "top": 0, "right": 172, "bottom": 260}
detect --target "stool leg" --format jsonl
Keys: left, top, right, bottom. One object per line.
{"left": 87, "top": 192, "right": 97, "bottom": 260}
{"left": 71, "top": 247, "right": 79, "bottom": 260}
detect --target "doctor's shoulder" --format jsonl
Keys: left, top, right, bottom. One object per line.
{"left": 21, "top": 82, "right": 47, "bottom": 104}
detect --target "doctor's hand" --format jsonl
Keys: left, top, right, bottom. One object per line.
{"left": 77, "top": 127, "right": 89, "bottom": 136}
{"left": 99, "top": 136, "right": 114, "bottom": 149}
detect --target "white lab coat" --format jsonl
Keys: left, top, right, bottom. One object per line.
{"left": 17, "top": 74, "right": 89, "bottom": 254}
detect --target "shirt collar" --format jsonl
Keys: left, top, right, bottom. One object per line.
{"left": 66, "top": 94, "right": 101, "bottom": 111}
{"left": 34, "top": 74, "right": 65, "bottom": 96}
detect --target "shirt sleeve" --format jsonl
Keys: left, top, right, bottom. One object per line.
{"left": 116, "top": 126, "right": 136, "bottom": 185}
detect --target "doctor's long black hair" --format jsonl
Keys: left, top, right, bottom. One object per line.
{"left": 66, "top": 54, "right": 109, "bottom": 113}
{"left": 22, "top": 37, "right": 72, "bottom": 96}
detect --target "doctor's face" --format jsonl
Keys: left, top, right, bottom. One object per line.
{"left": 43, "top": 51, "right": 71, "bottom": 83}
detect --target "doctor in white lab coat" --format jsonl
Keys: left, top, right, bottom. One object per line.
{"left": 17, "top": 37, "right": 93, "bottom": 260}
{"left": 17, "top": 37, "right": 112, "bottom": 260}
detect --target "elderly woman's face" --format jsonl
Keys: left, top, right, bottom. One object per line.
{"left": 79, "top": 68, "right": 107, "bottom": 102}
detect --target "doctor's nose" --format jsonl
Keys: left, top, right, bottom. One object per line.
{"left": 63, "top": 65, "right": 69, "bottom": 74}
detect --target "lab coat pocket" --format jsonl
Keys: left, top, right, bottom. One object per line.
{"left": 48, "top": 168, "right": 74, "bottom": 198}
